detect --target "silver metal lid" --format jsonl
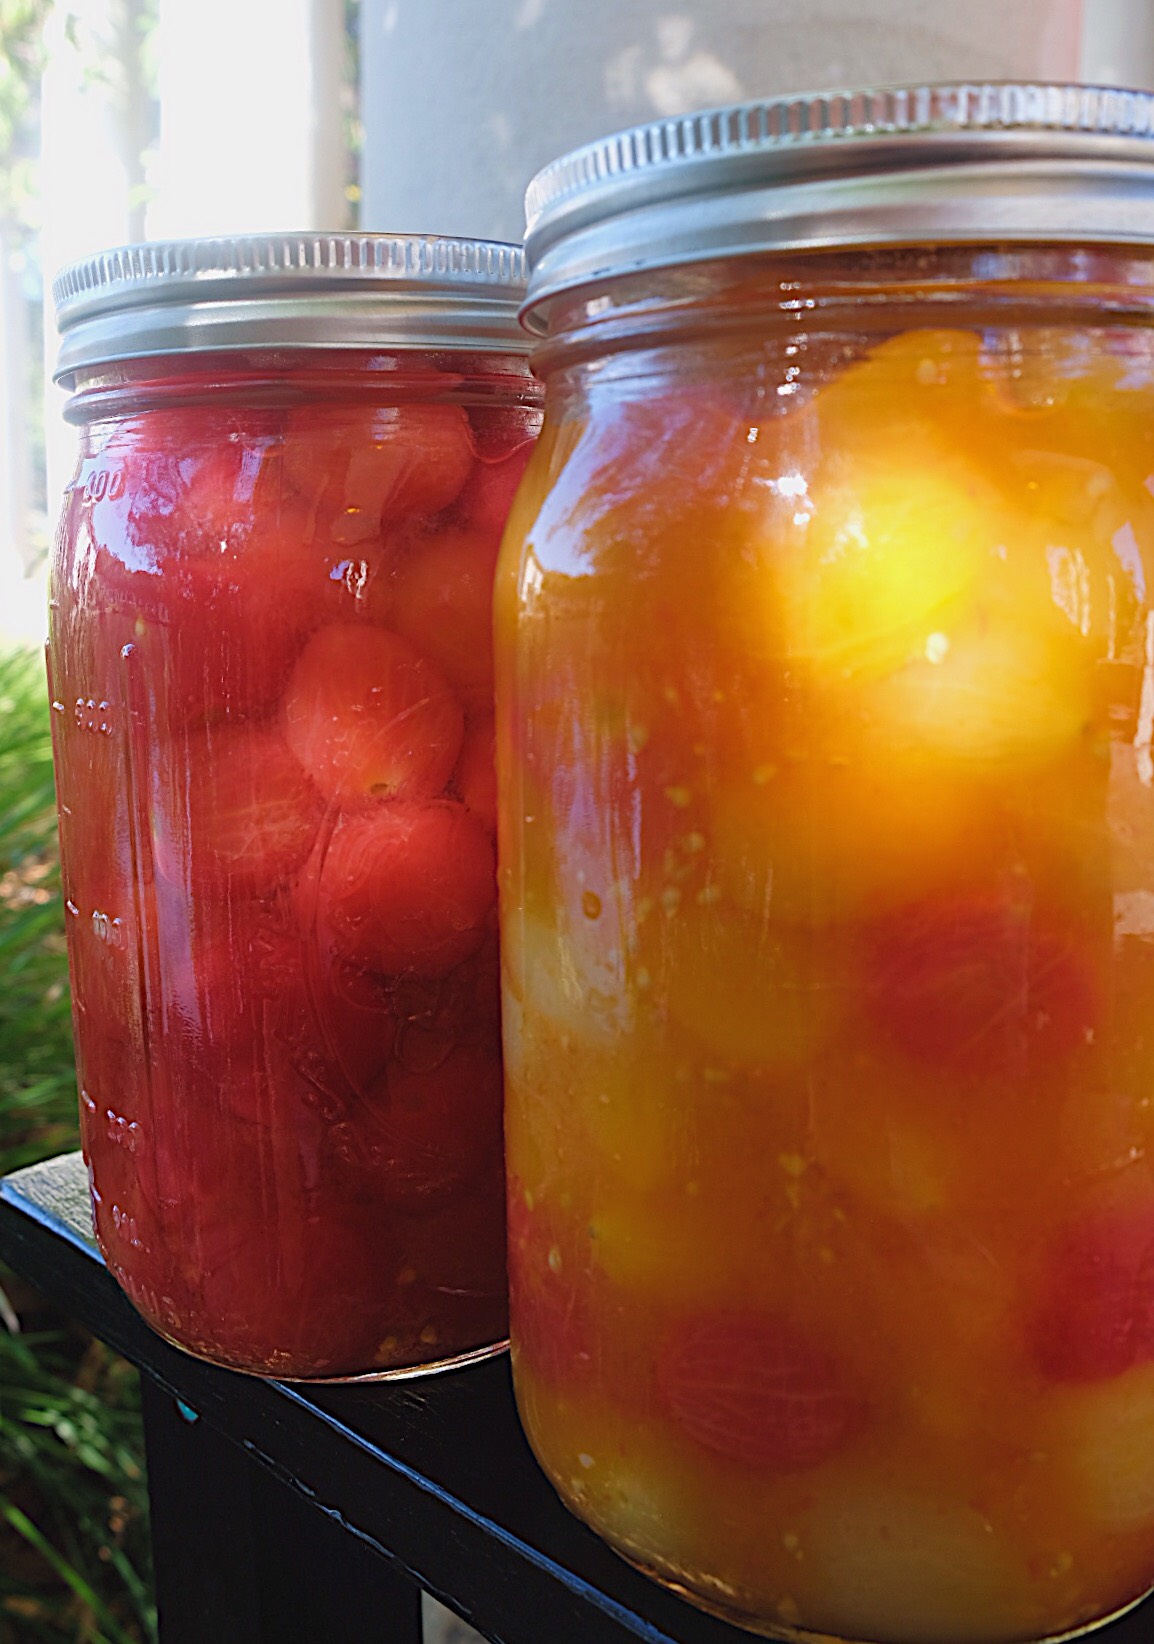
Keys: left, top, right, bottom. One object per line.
{"left": 522, "top": 82, "right": 1154, "bottom": 332}
{"left": 53, "top": 233, "right": 530, "bottom": 381}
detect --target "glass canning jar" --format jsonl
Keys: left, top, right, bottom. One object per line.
{"left": 496, "top": 85, "right": 1154, "bottom": 1641}
{"left": 49, "top": 233, "right": 540, "bottom": 1380}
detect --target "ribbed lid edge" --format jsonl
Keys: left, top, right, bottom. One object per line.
{"left": 525, "top": 82, "right": 1154, "bottom": 234}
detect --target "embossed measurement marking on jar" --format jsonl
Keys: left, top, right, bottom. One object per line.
{"left": 81, "top": 468, "right": 125, "bottom": 502}
{"left": 73, "top": 697, "right": 114, "bottom": 735}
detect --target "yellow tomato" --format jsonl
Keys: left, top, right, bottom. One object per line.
{"left": 1045, "top": 1363, "right": 1154, "bottom": 1532}
{"left": 709, "top": 756, "right": 992, "bottom": 925}
{"left": 659, "top": 900, "right": 832, "bottom": 1071}
{"left": 797, "top": 1470, "right": 1031, "bottom": 1644}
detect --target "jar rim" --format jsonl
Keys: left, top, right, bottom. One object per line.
{"left": 53, "top": 232, "right": 530, "bottom": 382}
{"left": 521, "top": 81, "right": 1154, "bottom": 333}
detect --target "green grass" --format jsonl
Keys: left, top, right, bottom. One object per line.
{"left": 0, "top": 646, "right": 76, "bottom": 1171}
{"left": 0, "top": 645, "right": 155, "bottom": 1644}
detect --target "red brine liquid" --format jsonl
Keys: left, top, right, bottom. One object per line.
{"left": 49, "top": 353, "right": 538, "bottom": 1378}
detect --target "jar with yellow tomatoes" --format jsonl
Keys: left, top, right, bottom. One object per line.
{"left": 497, "top": 84, "right": 1154, "bottom": 1641}
{"left": 50, "top": 234, "right": 539, "bottom": 1379}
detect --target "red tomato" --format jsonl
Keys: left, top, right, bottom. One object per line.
{"left": 317, "top": 540, "right": 400, "bottom": 626}
{"left": 389, "top": 526, "right": 500, "bottom": 713}
{"left": 162, "top": 903, "right": 395, "bottom": 1114}
{"left": 142, "top": 1054, "right": 332, "bottom": 1229}
{"left": 290, "top": 962, "right": 397, "bottom": 1099}
{"left": 282, "top": 403, "right": 475, "bottom": 537}
{"left": 389, "top": 1174, "right": 509, "bottom": 1353}
{"left": 447, "top": 928, "right": 503, "bottom": 1046}
{"left": 282, "top": 622, "right": 464, "bottom": 805}
{"left": 1030, "top": 1201, "right": 1154, "bottom": 1382}
{"left": 82, "top": 421, "right": 276, "bottom": 573}
{"left": 337, "top": 1040, "right": 504, "bottom": 1205}
{"left": 84, "top": 414, "right": 285, "bottom": 568}
{"left": 656, "top": 1312, "right": 864, "bottom": 1470}
{"left": 157, "top": 881, "right": 304, "bottom": 994}
{"left": 453, "top": 441, "right": 535, "bottom": 536}
{"left": 153, "top": 723, "right": 322, "bottom": 894}
{"left": 129, "top": 497, "right": 331, "bottom": 727}
{"left": 382, "top": 928, "right": 502, "bottom": 1068}
{"left": 865, "top": 895, "right": 1100, "bottom": 1075}
{"left": 466, "top": 404, "right": 539, "bottom": 463}
{"left": 313, "top": 801, "right": 496, "bottom": 979}
{"left": 451, "top": 714, "right": 497, "bottom": 834}
{"left": 86, "top": 435, "right": 332, "bottom": 726}
{"left": 190, "top": 1205, "right": 393, "bottom": 1376}
{"left": 507, "top": 1183, "right": 596, "bottom": 1385}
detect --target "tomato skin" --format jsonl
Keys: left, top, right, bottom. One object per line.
{"left": 466, "top": 403, "right": 539, "bottom": 463}
{"left": 153, "top": 723, "right": 322, "bottom": 895}
{"left": 282, "top": 403, "right": 476, "bottom": 535}
{"left": 313, "top": 801, "right": 496, "bottom": 980}
{"left": 162, "top": 904, "right": 396, "bottom": 1115}
{"left": 507, "top": 1183, "right": 596, "bottom": 1385}
{"left": 333, "top": 1040, "right": 504, "bottom": 1205}
{"left": 86, "top": 442, "right": 328, "bottom": 727}
{"left": 451, "top": 714, "right": 497, "bottom": 834}
{"left": 282, "top": 622, "right": 464, "bottom": 805}
{"left": 864, "top": 895, "right": 1099, "bottom": 1076}
{"left": 389, "top": 526, "right": 500, "bottom": 712}
{"left": 453, "top": 440, "right": 535, "bottom": 535}
{"left": 83, "top": 413, "right": 286, "bottom": 567}
{"left": 393, "top": 1173, "right": 509, "bottom": 1337}
{"left": 156, "top": 532, "right": 315, "bottom": 725}
{"left": 185, "top": 1201, "right": 395, "bottom": 1376}
{"left": 1031, "top": 1202, "right": 1154, "bottom": 1383}
{"left": 656, "top": 1312, "right": 864, "bottom": 1470}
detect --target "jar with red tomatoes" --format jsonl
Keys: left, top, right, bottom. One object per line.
{"left": 497, "top": 86, "right": 1154, "bottom": 1640}
{"left": 49, "top": 234, "right": 539, "bottom": 1379}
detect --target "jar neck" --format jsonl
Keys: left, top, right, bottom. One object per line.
{"left": 63, "top": 347, "right": 540, "bottom": 425}
{"left": 532, "top": 244, "right": 1154, "bottom": 378}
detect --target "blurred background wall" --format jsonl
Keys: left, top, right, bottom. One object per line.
{"left": 362, "top": 0, "right": 1086, "bottom": 242}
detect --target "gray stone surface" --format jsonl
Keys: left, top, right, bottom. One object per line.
{"left": 422, "top": 1594, "right": 486, "bottom": 1644}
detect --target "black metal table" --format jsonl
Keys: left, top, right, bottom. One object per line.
{"left": 2, "top": 1153, "right": 1153, "bottom": 1644}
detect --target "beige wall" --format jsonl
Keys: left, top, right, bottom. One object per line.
{"left": 1082, "top": 0, "right": 1154, "bottom": 85}
{"left": 360, "top": 0, "right": 1089, "bottom": 242}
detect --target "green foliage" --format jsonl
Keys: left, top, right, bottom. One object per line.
{"left": 343, "top": 0, "right": 362, "bottom": 219}
{"left": 0, "top": 644, "right": 155, "bottom": 1643}
{"left": 0, "top": 1322, "right": 154, "bottom": 1643}
{"left": 0, "top": 646, "right": 76, "bottom": 1171}
{"left": 0, "top": 0, "right": 53, "bottom": 235}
